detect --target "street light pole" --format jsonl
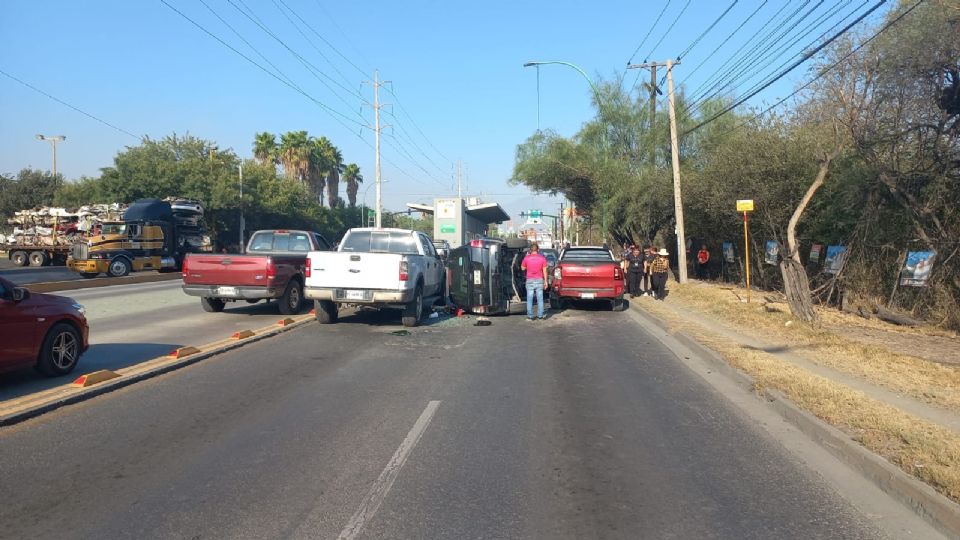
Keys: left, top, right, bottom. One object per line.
{"left": 238, "top": 163, "right": 245, "bottom": 253}
{"left": 35, "top": 134, "right": 66, "bottom": 181}
{"left": 523, "top": 61, "right": 609, "bottom": 242}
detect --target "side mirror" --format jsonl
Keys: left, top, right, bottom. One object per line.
{"left": 11, "top": 287, "right": 29, "bottom": 302}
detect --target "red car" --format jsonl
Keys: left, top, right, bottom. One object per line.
{"left": 551, "top": 246, "right": 626, "bottom": 311}
{"left": 0, "top": 276, "right": 89, "bottom": 376}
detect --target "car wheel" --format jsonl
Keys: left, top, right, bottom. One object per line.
{"left": 315, "top": 300, "right": 338, "bottom": 324}
{"left": 107, "top": 257, "right": 131, "bottom": 277}
{"left": 29, "top": 251, "right": 48, "bottom": 267}
{"left": 613, "top": 297, "right": 626, "bottom": 312}
{"left": 553, "top": 295, "right": 569, "bottom": 310}
{"left": 79, "top": 272, "right": 99, "bottom": 279}
{"left": 200, "top": 297, "right": 225, "bottom": 313}
{"left": 36, "top": 323, "right": 82, "bottom": 376}
{"left": 278, "top": 280, "right": 302, "bottom": 315}
{"left": 11, "top": 251, "right": 28, "bottom": 267}
{"left": 402, "top": 285, "right": 423, "bottom": 327}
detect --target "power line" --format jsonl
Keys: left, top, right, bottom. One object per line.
{"left": 676, "top": 1, "right": 769, "bottom": 89}
{"left": 722, "top": 0, "right": 924, "bottom": 137}
{"left": 626, "top": 0, "right": 671, "bottom": 65}
{"left": 689, "top": 0, "right": 863, "bottom": 118}
{"left": 271, "top": 0, "right": 360, "bottom": 92}
{"left": 682, "top": 0, "right": 890, "bottom": 136}
{"left": 310, "top": 0, "right": 374, "bottom": 75}
{"left": 677, "top": 0, "right": 739, "bottom": 61}
{"left": 0, "top": 68, "right": 140, "bottom": 139}
{"left": 383, "top": 85, "right": 452, "bottom": 164}
{"left": 158, "top": 0, "right": 366, "bottom": 129}
{"left": 644, "top": 0, "right": 692, "bottom": 62}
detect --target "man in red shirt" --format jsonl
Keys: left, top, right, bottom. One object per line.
{"left": 696, "top": 244, "right": 711, "bottom": 280}
{"left": 521, "top": 242, "right": 550, "bottom": 320}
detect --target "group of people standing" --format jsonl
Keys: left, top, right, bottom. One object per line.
{"left": 622, "top": 244, "right": 671, "bottom": 300}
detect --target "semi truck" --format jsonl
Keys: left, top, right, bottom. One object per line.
{"left": 67, "top": 198, "right": 210, "bottom": 278}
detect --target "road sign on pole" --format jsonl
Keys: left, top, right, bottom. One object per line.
{"left": 738, "top": 199, "right": 754, "bottom": 303}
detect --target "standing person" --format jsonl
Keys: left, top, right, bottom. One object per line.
{"left": 650, "top": 248, "right": 671, "bottom": 300}
{"left": 625, "top": 245, "right": 645, "bottom": 298}
{"left": 521, "top": 242, "right": 550, "bottom": 320}
{"left": 696, "top": 244, "right": 711, "bottom": 280}
{"left": 642, "top": 245, "right": 656, "bottom": 296}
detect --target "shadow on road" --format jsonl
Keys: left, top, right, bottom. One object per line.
{"left": 0, "top": 342, "right": 181, "bottom": 401}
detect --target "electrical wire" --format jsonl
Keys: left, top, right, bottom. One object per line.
{"left": 0, "top": 68, "right": 140, "bottom": 139}
{"left": 677, "top": 0, "right": 739, "bottom": 61}
{"left": 681, "top": 0, "right": 891, "bottom": 136}
{"left": 626, "top": 0, "right": 671, "bottom": 65}
{"left": 644, "top": 0, "right": 693, "bottom": 62}
{"left": 676, "top": 1, "right": 768, "bottom": 89}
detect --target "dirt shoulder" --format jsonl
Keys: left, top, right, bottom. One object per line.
{"left": 630, "top": 281, "right": 960, "bottom": 507}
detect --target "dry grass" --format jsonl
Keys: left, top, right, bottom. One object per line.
{"left": 639, "top": 296, "right": 960, "bottom": 503}
{"left": 662, "top": 283, "right": 960, "bottom": 412}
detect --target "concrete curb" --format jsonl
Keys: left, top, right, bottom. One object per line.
{"left": 632, "top": 303, "right": 960, "bottom": 539}
{"left": 26, "top": 272, "right": 182, "bottom": 293}
{"left": 0, "top": 313, "right": 316, "bottom": 427}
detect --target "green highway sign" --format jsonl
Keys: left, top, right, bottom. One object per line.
{"left": 529, "top": 210, "right": 542, "bottom": 218}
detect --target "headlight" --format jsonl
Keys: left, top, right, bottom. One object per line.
{"left": 72, "top": 303, "right": 86, "bottom": 316}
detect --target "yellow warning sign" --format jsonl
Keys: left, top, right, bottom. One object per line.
{"left": 736, "top": 199, "right": 754, "bottom": 212}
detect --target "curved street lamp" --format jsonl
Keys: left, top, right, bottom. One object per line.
{"left": 523, "top": 61, "right": 609, "bottom": 237}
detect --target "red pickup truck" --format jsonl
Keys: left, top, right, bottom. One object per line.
{"left": 550, "top": 246, "right": 626, "bottom": 311}
{"left": 182, "top": 230, "right": 333, "bottom": 314}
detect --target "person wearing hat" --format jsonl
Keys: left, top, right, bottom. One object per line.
{"left": 650, "top": 248, "right": 671, "bottom": 300}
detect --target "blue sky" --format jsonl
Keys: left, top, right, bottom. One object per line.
{"left": 0, "top": 1, "right": 892, "bottom": 224}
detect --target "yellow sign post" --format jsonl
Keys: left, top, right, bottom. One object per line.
{"left": 737, "top": 200, "right": 754, "bottom": 302}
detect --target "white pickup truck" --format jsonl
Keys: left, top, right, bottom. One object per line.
{"left": 304, "top": 228, "right": 446, "bottom": 327}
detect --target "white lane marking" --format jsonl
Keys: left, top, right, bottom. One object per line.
{"left": 338, "top": 400, "right": 441, "bottom": 540}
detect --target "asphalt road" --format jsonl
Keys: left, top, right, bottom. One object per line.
{"left": 0, "top": 305, "right": 943, "bottom": 539}
{"left": 0, "top": 262, "right": 80, "bottom": 285}
{"left": 0, "top": 279, "right": 313, "bottom": 401}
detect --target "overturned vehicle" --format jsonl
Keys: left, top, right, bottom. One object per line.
{"left": 447, "top": 237, "right": 544, "bottom": 315}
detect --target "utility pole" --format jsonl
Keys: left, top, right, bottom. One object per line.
{"left": 626, "top": 62, "right": 665, "bottom": 163}
{"left": 666, "top": 58, "right": 688, "bottom": 283}
{"left": 374, "top": 70, "right": 383, "bottom": 228}
{"left": 559, "top": 202, "right": 565, "bottom": 244}
{"left": 628, "top": 60, "right": 687, "bottom": 283}
{"left": 238, "top": 163, "right": 245, "bottom": 253}
{"left": 35, "top": 134, "right": 66, "bottom": 181}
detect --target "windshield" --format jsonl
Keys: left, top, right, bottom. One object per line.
{"left": 248, "top": 231, "right": 312, "bottom": 252}
{"left": 561, "top": 248, "right": 613, "bottom": 262}
{"left": 340, "top": 231, "right": 419, "bottom": 255}
{"left": 100, "top": 223, "right": 127, "bottom": 235}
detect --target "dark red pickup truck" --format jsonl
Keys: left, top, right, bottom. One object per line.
{"left": 182, "top": 230, "right": 333, "bottom": 314}
{"left": 550, "top": 246, "right": 626, "bottom": 311}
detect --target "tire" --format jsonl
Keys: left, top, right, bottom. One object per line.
{"left": 245, "top": 299, "right": 260, "bottom": 304}
{"left": 402, "top": 285, "right": 423, "bottom": 327}
{"left": 315, "top": 300, "right": 338, "bottom": 324}
{"left": 613, "top": 297, "right": 626, "bottom": 312}
{"left": 107, "top": 257, "right": 131, "bottom": 277}
{"left": 552, "top": 295, "right": 569, "bottom": 310}
{"left": 29, "top": 251, "right": 48, "bottom": 267}
{"left": 79, "top": 272, "right": 99, "bottom": 279}
{"left": 278, "top": 280, "right": 302, "bottom": 315}
{"left": 200, "top": 297, "right": 225, "bottom": 313}
{"left": 11, "top": 251, "right": 28, "bottom": 267}
{"left": 36, "top": 323, "right": 82, "bottom": 376}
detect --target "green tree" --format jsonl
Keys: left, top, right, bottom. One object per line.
{"left": 343, "top": 163, "right": 363, "bottom": 207}
{"left": 0, "top": 168, "right": 61, "bottom": 221}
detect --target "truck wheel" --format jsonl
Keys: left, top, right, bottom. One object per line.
{"left": 29, "top": 251, "right": 48, "bottom": 267}
{"left": 612, "top": 297, "right": 626, "bottom": 312}
{"left": 79, "top": 272, "right": 99, "bottom": 279}
{"left": 107, "top": 257, "right": 131, "bottom": 277}
{"left": 36, "top": 323, "right": 82, "bottom": 377}
{"left": 11, "top": 251, "right": 28, "bottom": 267}
{"left": 402, "top": 285, "right": 423, "bottom": 327}
{"left": 278, "top": 280, "right": 302, "bottom": 315}
{"left": 200, "top": 297, "right": 225, "bottom": 313}
{"left": 315, "top": 300, "right": 338, "bottom": 324}
{"left": 552, "top": 294, "right": 569, "bottom": 310}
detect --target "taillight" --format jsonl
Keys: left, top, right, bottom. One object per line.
{"left": 470, "top": 239, "right": 482, "bottom": 247}
{"left": 181, "top": 256, "right": 188, "bottom": 277}
{"left": 305, "top": 257, "right": 311, "bottom": 278}
{"left": 614, "top": 266, "right": 622, "bottom": 280}
{"left": 399, "top": 260, "right": 409, "bottom": 281}
{"left": 266, "top": 260, "right": 276, "bottom": 280}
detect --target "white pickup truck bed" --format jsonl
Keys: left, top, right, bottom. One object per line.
{"left": 304, "top": 228, "right": 445, "bottom": 327}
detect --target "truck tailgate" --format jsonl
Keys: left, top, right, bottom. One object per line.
{"left": 183, "top": 254, "right": 274, "bottom": 287}
{"left": 306, "top": 252, "right": 402, "bottom": 290}
{"left": 560, "top": 261, "right": 619, "bottom": 289}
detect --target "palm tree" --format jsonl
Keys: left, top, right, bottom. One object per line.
{"left": 253, "top": 132, "right": 278, "bottom": 166}
{"left": 343, "top": 163, "right": 363, "bottom": 207}
{"left": 325, "top": 145, "right": 345, "bottom": 208}
{"left": 310, "top": 136, "right": 335, "bottom": 205}
{"left": 279, "top": 131, "right": 311, "bottom": 185}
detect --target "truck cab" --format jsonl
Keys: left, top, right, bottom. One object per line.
{"left": 67, "top": 198, "right": 209, "bottom": 278}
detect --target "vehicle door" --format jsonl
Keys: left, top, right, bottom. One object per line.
{"left": 0, "top": 279, "right": 38, "bottom": 367}
{"left": 417, "top": 233, "right": 441, "bottom": 295}
{"left": 312, "top": 233, "right": 332, "bottom": 251}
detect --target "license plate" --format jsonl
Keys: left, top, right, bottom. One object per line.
{"left": 581, "top": 292, "right": 595, "bottom": 299}
{"left": 345, "top": 289, "right": 365, "bottom": 300}
{"left": 217, "top": 286, "right": 238, "bottom": 296}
